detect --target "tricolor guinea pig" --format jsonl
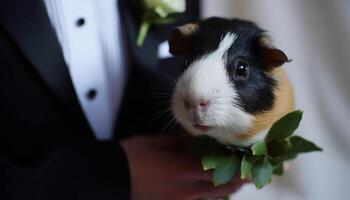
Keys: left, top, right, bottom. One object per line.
{"left": 169, "top": 17, "right": 294, "bottom": 146}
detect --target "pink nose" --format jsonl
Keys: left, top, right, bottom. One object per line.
{"left": 198, "top": 100, "right": 210, "bottom": 110}
{"left": 183, "top": 99, "right": 210, "bottom": 111}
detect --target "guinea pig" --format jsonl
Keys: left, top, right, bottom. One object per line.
{"left": 169, "top": 17, "right": 294, "bottom": 146}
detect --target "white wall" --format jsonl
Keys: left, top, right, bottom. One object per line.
{"left": 201, "top": 1, "right": 350, "bottom": 200}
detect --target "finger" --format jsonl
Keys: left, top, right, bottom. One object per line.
{"left": 191, "top": 178, "right": 251, "bottom": 199}
{"left": 184, "top": 168, "right": 212, "bottom": 181}
{"left": 149, "top": 134, "right": 218, "bottom": 181}
{"left": 193, "top": 182, "right": 243, "bottom": 199}
{"left": 175, "top": 155, "right": 213, "bottom": 181}
{"left": 150, "top": 134, "right": 187, "bottom": 150}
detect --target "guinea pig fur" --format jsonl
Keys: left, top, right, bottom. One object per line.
{"left": 169, "top": 17, "right": 294, "bottom": 146}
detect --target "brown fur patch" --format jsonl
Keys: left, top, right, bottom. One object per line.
{"left": 177, "top": 23, "right": 199, "bottom": 35}
{"left": 236, "top": 67, "right": 294, "bottom": 141}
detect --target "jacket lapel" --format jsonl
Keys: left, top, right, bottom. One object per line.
{"left": 119, "top": 0, "right": 160, "bottom": 73}
{"left": 0, "top": 0, "right": 88, "bottom": 122}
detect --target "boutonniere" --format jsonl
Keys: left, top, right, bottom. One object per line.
{"left": 136, "top": 0, "right": 186, "bottom": 46}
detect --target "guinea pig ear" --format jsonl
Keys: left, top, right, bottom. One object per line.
{"left": 259, "top": 37, "right": 291, "bottom": 70}
{"left": 169, "top": 23, "right": 198, "bottom": 56}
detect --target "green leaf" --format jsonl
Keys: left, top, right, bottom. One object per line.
{"left": 202, "top": 155, "right": 220, "bottom": 170}
{"left": 240, "top": 155, "right": 253, "bottom": 179}
{"left": 213, "top": 155, "right": 240, "bottom": 186}
{"left": 251, "top": 141, "right": 267, "bottom": 156}
{"left": 267, "top": 110, "right": 303, "bottom": 141}
{"left": 252, "top": 157, "right": 273, "bottom": 189}
{"left": 268, "top": 157, "right": 283, "bottom": 165}
{"left": 282, "top": 151, "right": 298, "bottom": 160}
{"left": 290, "top": 136, "right": 323, "bottom": 153}
{"left": 272, "top": 162, "right": 284, "bottom": 175}
{"left": 267, "top": 140, "right": 287, "bottom": 158}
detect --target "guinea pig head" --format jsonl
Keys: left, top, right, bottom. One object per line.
{"left": 169, "top": 18, "right": 294, "bottom": 146}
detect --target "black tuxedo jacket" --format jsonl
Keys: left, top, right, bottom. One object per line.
{"left": 0, "top": 0, "right": 199, "bottom": 199}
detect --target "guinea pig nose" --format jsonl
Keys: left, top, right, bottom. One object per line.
{"left": 198, "top": 100, "right": 210, "bottom": 111}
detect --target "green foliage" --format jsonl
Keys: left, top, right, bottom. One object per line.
{"left": 252, "top": 157, "right": 273, "bottom": 189}
{"left": 289, "top": 136, "right": 323, "bottom": 153}
{"left": 272, "top": 161, "right": 284, "bottom": 175}
{"left": 240, "top": 155, "right": 253, "bottom": 179}
{"left": 202, "top": 155, "right": 221, "bottom": 170}
{"left": 212, "top": 155, "right": 240, "bottom": 186}
{"left": 251, "top": 141, "right": 267, "bottom": 156}
{"left": 189, "top": 110, "right": 323, "bottom": 189}
{"left": 267, "top": 110, "right": 303, "bottom": 141}
{"left": 267, "top": 140, "right": 287, "bottom": 158}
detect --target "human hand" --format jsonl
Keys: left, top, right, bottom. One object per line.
{"left": 120, "top": 135, "right": 251, "bottom": 200}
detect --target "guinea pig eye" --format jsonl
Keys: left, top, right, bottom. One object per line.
{"left": 235, "top": 61, "right": 250, "bottom": 80}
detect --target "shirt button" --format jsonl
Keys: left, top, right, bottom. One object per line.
{"left": 76, "top": 18, "right": 86, "bottom": 27}
{"left": 86, "top": 89, "right": 97, "bottom": 100}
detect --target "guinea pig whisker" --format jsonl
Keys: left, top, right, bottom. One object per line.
{"left": 162, "top": 116, "right": 177, "bottom": 134}
{"left": 158, "top": 72, "right": 177, "bottom": 84}
{"left": 151, "top": 92, "right": 173, "bottom": 96}
{"left": 165, "top": 120, "right": 178, "bottom": 134}
{"left": 158, "top": 100, "right": 172, "bottom": 106}
{"left": 149, "top": 92, "right": 182, "bottom": 99}
{"left": 144, "top": 108, "right": 172, "bottom": 125}
{"left": 147, "top": 98, "right": 172, "bottom": 106}
{"left": 149, "top": 93, "right": 172, "bottom": 97}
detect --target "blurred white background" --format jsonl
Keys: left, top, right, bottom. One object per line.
{"left": 201, "top": 0, "right": 350, "bottom": 200}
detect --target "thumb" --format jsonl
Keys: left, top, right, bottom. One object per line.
{"left": 150, "top": 134, "right": 187, "bottom": 151}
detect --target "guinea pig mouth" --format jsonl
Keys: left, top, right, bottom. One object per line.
{"left": 192, "top": 124, "right": 211, "bottom": 132}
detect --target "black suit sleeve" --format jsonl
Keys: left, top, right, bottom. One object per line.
{"left": 0, "top": 142, "right": 130, "bottom": 200}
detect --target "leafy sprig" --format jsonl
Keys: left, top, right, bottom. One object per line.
{"left": 136, "top": 0, "right": 186, "bottom": 46}
{"left": 190, "top": 110, "right": 322, "bottom": 189}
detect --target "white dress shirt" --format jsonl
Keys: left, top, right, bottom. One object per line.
{"left": 43, "top": 0, "right": 125, "bottom": 140}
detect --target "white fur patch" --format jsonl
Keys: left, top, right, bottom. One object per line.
{"left": 240, "top": 129, "right": 269, "bottom": 146}
{"left": 172, "top": 33, "right": 255, "bottom": 146}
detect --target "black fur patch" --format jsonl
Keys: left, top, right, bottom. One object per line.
{"left": 186, "top": 17, "right": 276, "bottom": 114}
